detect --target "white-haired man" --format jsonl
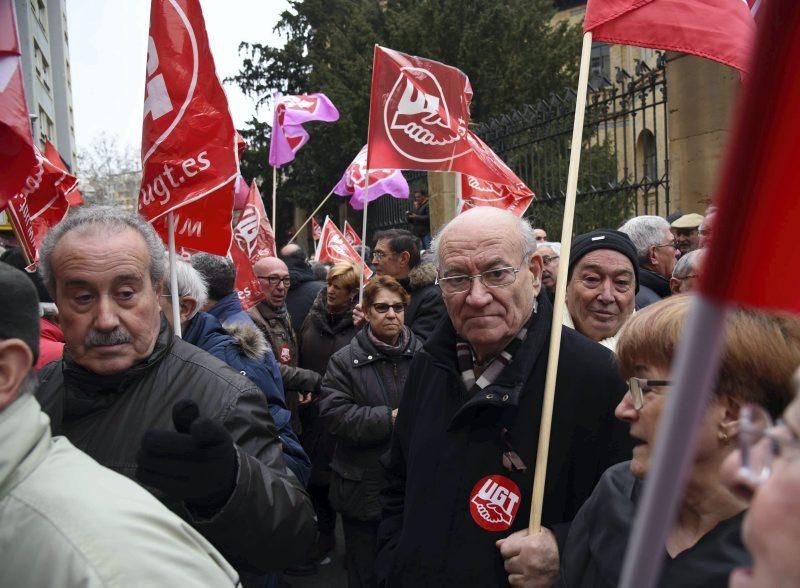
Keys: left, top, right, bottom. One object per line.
{"left": 376, "top": 208, "right": 631, "bottom": 587}
{"left": 619, "top": 215, "right": 680, "bottom": 309}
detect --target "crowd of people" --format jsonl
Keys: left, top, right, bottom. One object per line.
{"left": 2, "top": 200, "right": 800, "bottom": 588}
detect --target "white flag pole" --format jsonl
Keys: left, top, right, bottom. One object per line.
{"left": 272, "top": 165, "right": 278, "bottom": 238}
{"left": 358, "top": 169, "right": 370, "bottom": 306}
{"left": 167, "top": 211, "right": 182, "bottom": 339}
{"left": 529, "top": 30, "right": 593, "bottom": 532}
{"left": 288, "top": 187, "right": 336, "bottom": 245}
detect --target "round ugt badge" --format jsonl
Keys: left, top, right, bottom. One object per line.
{"left": 469, "top": 475, "right": 522, "bottom": 532}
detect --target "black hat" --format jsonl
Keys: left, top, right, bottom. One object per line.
{"left": 568, "top": 229, "right": 640, "bottom": 293}
{"left": 0, "top": 246, "right": 52, "bottom": 302}
{"left": 0, "top": 261, "right": 40, "bottom": 363}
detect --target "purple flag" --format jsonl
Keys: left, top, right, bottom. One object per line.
{"left": 268, "top": 92, "right": 340, "bottom": 167}
{"left": 333, "top": 144, "right": 409, "bottom": 210}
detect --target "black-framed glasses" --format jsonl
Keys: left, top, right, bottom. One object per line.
{"left": 738, "top": 404, "right": 800, "bottom": 485}
{"left": 256, "top": 275, "right": 291, "bottom": 287}
{"left": 541, "top": 255, "right": 559, "bottom": 265}
{"left": 436, "top": 265, "right": 523, "bottom": 294}
{"left": 372, "top": 251, "right": 392, "bottom": 260}
{"left": 371, "top": 302, "right": 406, "bottom": 314}
{"left": 626, "top": 377, "right": 672, "bottom": 411}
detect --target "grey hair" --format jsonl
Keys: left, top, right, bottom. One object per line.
{"left": 672, "top": 249, "right": 705, "bottom": 279}
{"left": 431, "top": 213, "right": 538, "bottom": 268}
{"left": 163, "top": 259, "right": 208, "bottom": 319}
{"left": 39, "top": 206, "right": 167, "bottom": 295}
{"left": 618, "top": 215, "right": 672, "bottom": 262}
{"left": 537, "top": 241, "right": 561, "bottom": 255}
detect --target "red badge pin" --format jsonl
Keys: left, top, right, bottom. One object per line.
{"left": 469, "top": 474, "right": 522, "bottom": 532}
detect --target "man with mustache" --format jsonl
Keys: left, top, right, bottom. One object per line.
{"left": 564, "top": 229, "right": 639, "bottom": 351}
{"left": 33, "top": 207, "right": 316, "bottom": 584}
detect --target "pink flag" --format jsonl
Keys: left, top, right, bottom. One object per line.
{"left": 343, "top": 220, "right": 362, "bottom": 247}
{"left": 315, "top": 217, "right": 373, "bottom": 280}
{"left": 333, "top": 144, "right": 409, "bottom": 210}
{"left": 268, "top": 93, "right": 340, "bottom": 167}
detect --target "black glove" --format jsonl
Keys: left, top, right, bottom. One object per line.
{"left": 136, "top": 399, "right": 238, "bottom": 510}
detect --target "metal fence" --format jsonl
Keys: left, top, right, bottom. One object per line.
{"left": 368, "top": 52, "right": 670, "bottom": 239}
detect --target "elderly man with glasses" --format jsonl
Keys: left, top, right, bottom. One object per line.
{"left": 376, "top": 208, "right": 632, "bottom": 587}
{"left": 249, "top": 257, "right": 321, "bottom": 435}
{"left": 619, "top": 215, "right": 681, "bottom": 309}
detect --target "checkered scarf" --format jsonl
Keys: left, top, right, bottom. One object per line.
{"left": 456, "top": 326, "right": 528, "bottom": 394}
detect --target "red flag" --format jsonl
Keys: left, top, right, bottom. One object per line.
{"left": 138, "top": 0, "right": 237, "bottom": 228}
{"left": 152, "top": 183, "right": 234, "bottom": 256}
{"left": 460, "top": 174, "right": 534, "bottom": 218}
{"left": 230, "top": 236, "right": 265, "bottom": 310}
{"left": 343, "top": 220, "right": 363, "bottom": 247}
{"left": 43, "top": 140, "right": 83, "bottom": 206}
{"left": 5, "top": 147, "right": 71, "bottom": 264}
{"left": 315, "top": 217, "right": 373, "bottom": 280}
{"left": 700, "top": 0, "right": 800, "bottom": 313}
{"left": 233, "top": 180, "right": 275, "bottom": 263}
{"left": 367, "top": 46, "right": 538, "bottom": 188}
{"left": 583, "top": 0, "right": 756, "bottom": 74}
{"left": 311, "top": 217, "right": 322, "bottom": 241}
{"left": 0, "top": 0, "right": 38, "bottom": 211}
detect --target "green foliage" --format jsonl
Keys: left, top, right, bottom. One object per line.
{"left": 229, "top": 0, "right": 582, "bottom": 232}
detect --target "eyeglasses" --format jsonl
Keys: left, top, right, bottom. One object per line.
{"left": 738, "top": 404, "right": 800, "bottom": 485}
{"left": 626, "top": 377, "right": 672, "bottom": 411}
{"left": 541, "top": 255, "right": 559, "bottom": 265}
{"left": 256, "top": 275, "right": 291, "bottom": 287}
{"left": 372, "top": 251, "right": 392, "bottom": 260}
{"left": 436, "top": 265, "right": 523, "bottom": 294}
{"left": 371, "top": 302, "right": 406, "bottom": 314}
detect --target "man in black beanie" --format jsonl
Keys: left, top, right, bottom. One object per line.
{"left": 564, "top": 229, "right": 639, "bottom": 351}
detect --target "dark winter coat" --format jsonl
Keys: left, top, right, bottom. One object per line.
{"left": 410, "top": 200, "right": 430, "bottom": 239}
{"left": 183, "top": 310, "right": 312, "bottom": 486}
{"left": 319, "top": 327, "right": 422, "bottom": 522}
{"left": 396, "top": 262, "right": 447, "bottom": 342}
{"left": 559, "top": 463, "right": 749, "bottom": 588}
{"left": 35, "top": 317, "right": 316, "bottom": 575}
{"left": 286, "top": 263, "right": 326, "bottom": 333}
{"left": 636, "top": 267, "right": 671, "bottom": 309}
{"left": 207, "top": 291, "right": 255, "bottom": 329}
{"left": 375, "top": 293, "right": 632, "bottom": 587}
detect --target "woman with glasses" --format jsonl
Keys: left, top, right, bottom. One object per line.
{"left": 722, "top": 371, "right": 800, "bottom": 587}
{"left": 558, "top": 295, "right": 800, "bottom": 587}
{"left": 318, "top": 276, "right": 422, "bottom": 587}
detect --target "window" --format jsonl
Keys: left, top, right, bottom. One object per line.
{"left": 589, "top": 43, "right": 611, "bottom": 88}
{"left": 30, "top": 0, "right": 48, "bottom": 38}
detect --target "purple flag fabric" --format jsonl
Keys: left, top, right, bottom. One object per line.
{"left": 268, "top": 93, "right": 340, "bottom": 167}
{"left": 333, "top": 144, "right": 409, "bottom": 210}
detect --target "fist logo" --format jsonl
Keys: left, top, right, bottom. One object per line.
{"left": 383, "top": 67, "right": 471, "bottom": 164}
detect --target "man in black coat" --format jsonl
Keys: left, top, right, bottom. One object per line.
{"left": 376, "top": 208, "right": 631, "bottom": 587}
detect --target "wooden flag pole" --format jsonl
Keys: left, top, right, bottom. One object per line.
{"left": 288, "top": 187, "right": 336, "bottom": 245}
{"left": 272, "top": 166, "right": 278, "bottom": 237}
{"left": 357, "top": 169, "right": 370, "bottom": 305}
{"left": 167, "top": 211, "right": 182, "bottom": 339}
{"left": 529, "top": 31, "right": 593, "bottom": 533}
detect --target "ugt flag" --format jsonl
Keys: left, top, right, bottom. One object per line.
{"left": 367, "top": 46, "right": 532, "bottom": 188}
{"left": 233, "top": 180, "right": 275, "bottom": 263}
{"left": 0, "top": 0, "right": 38, "bottom": 211}
{"left": 460, "top": 174, "right": 534, "bottom": 218}
{"left": 268, "top": 93, "right": 340, "bottom": 167}
{"left": 230, "top": 234, "right": 265, "bottom": 311}
{"left": 333, "top": 144, "right": 409, "bottom": 210}
{"left": 315, "top": 217, "right": 373, "bottom": 280}
{"left": 44, "top": 140, "right": 83, "bottom": 206}
{"left": 138, "top": 0, "right": 238, "bottom": 233}
{"left": 583, "top": 0, "right": 757, "bottom": 74}
{"left": 311, "top": 217, "right": 322, "bottom": 241}
{"left": 343, "top": 220, "right": 362, "bottom": 247}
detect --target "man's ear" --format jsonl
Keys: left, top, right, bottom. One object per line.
{"left": 669, "top": 277, "right": 682, "bottom": 295}
{"left": 528, "top": 254, "right": 543, "bottom": 290}
{"left": 0, "top": 339, "right": 34, "bottom": 411}
{"left": 399, "top": 251, "right": 411, "bottom": 267}
{"left": 179, "top": 296, "right": 199, "bottom": 324}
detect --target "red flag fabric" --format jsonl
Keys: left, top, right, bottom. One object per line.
{"left": 233, "top": 180, "right": 275, "bottom": 263}
{"left": 152, "top": 183, "right": 234, "bottom": 256}
{"left": 311, "top": 217, "right": 322, "bottom": 241}
{"left": 583, "top": 0, "right": 756, "bottom": 74}
{"left": 460, "top": 174, "right": 534, "bottom": 218}
{"left": 343, "top": 220, "right": 363, "bottom": 247}
{"left": 315, "top": 217, "right": 373, "bottom": 280}
{"left": 138, "top": 0, "right": 237, "bottom": 227}
{"left": 5, "top": 147, "right": 71, "bottom": 264}
{"left": 367, "top": 46, "right": 539, "bottom": 188}
{"left": 700, "top": 0, "right": 800, "bottom": 313}
{"left": 0, "top": 0, "right": 38, "bottom": 211}
{"left": 230, "top": 236, "right": 265, "bottom": 310}
{"left": 43, "top": 140, "right": 83, "bottom": 206}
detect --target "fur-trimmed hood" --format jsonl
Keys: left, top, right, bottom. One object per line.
{"left": 407, "top": 262, "right": 438, "bottom": 292}
{"left": 227, "top": 322, "right": 270, "bottom": 360}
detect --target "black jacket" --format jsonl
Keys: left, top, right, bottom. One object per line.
{"left": 559, "top": 462, "right": 749, "bottom": 588}
{"left": 636, "top": 267, "right": 671, "bottom": 309}
{"left": 319, "top": 327, "right": 422, "bottom": 521}
{"left": 35, "top": 318, "right": 316, "bottom": 574}
{"left": 397, "top": 262, "right": 447, "bottom": 342}
{"left": 286, "top": 263, "right": 326, "bottom": 333}
{"left": 410, "top": 200, "right": 430, "bottom": 239}
{"left": 376, "top": 294, "right": 632, "bottom": 586}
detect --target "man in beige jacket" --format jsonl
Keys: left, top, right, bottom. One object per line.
{"left": 0, "top": 261, "right": 240, "bottom": 587}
